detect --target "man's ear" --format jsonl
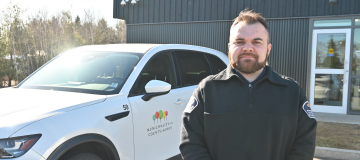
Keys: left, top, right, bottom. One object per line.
{"left": 267, "top": 43, "right": 272, "bottom": 55}
{"left": 228, "top": 43, "right": 231, "bottom": 50}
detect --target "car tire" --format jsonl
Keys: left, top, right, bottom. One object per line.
{"left": 60, "top": 152, "right": 102, "bottom": 160}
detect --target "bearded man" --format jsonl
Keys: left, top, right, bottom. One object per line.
{"left": 179, "top": 10, "right": 317, "bottom": 160}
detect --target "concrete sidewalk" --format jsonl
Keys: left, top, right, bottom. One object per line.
{"left": 313, "top": 112, "right": 360, "bottom": 160}
{"left": 314, "top": 147, "right": 360, "bottom": 160}
{"left": 314, "top": 112, "right": 360, "bottom": 124}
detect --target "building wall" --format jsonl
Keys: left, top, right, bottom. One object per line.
{"left": 114, "top": 0, "right": 360, "bottom": 24}
{"left": 127, "top": 18, "right": 310, "bottom": 91}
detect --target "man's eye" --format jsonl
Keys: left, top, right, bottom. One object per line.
{"left": 253, "top": 41, "right": 261, "bottom": 45}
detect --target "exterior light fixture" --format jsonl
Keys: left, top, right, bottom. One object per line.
{"left": 329, "top": 0, "right": 337, "bottom": 4}
{"left": 121, "top": 0, "right": 139, "bottom": 6}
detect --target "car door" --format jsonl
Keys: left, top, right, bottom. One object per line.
{"left": 127, "top": 51, "right": 187, "bottom": 160}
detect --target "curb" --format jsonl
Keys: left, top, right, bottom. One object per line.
{"left": 315, "top": 146, "right": 360, "bottom": 160}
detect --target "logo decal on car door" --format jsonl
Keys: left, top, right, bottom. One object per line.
{"left": 148, "top": 110, "right": 172, "bottom": 137}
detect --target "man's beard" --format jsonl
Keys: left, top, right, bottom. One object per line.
{"left": 229, "top": 50, "right": 268, "bottom": 74}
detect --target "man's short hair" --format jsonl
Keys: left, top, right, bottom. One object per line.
{"left": 231, "top": 9, "right": 270, "bottom": 43}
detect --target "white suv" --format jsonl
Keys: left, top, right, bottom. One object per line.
{"left": 0, "top": 44, "right": 229, "bottom": 160}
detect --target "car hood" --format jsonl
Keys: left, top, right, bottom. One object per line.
{"left": 0, "top": 88, "right": 106, "bottom": 138}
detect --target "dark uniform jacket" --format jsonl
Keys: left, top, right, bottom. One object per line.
{"left": 180, "top": 65, "right": 317, "bottom": 160}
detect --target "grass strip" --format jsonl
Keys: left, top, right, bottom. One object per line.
{"left": 316, "top": 121, "right": 360, "bottom": 150}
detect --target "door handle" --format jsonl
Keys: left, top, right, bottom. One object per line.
{"left": 174, "top": 99, "right": 185, "bottom": 105}
{"left": 344, "top": 70, "right": 349, "bottom": 83}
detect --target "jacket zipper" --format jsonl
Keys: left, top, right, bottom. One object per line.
{"left": 249, "top": 77, "right": 267, "bottom": 109}
{"left": 249, "top": 84, "right": 252, "bottom": 108}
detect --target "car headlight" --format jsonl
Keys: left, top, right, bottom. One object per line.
{"left": 0, "top": 134, "right": 41, "bottom": 159}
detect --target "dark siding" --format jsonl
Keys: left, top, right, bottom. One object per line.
{"left": 127, "top": 21, "right": 231, "bottom": 58}
{"left": 159, "top": 0, "right": 165, "bottom": 22}
{"left": 244, "top": 0, "right": 250, "bottom": 10}
{"left": 154, "top": 0, "right": 160, "bottom": 22}
{"left": 300, "top": 0, "right": 309, "bottom": 17}
{"left": 126, "top": 19, "right": 310, "bottom": 91}
{"left": 175, "top": 0, "right": 181, "bottom": 22}
{"left": 182, "top": 0, "right": 187, "bottom": 22}
{"left": 205, "top": 0, "right": 212, "bottom": 21}
{"left": 199, "top": 0, "right": 206, "bottom": 21}
{"left": 170, "top": 0, "right": 176, "bottom": 22}
{"left": 133, "top": 1, "right": 139, "bottom": 23}
{"left": 143, "top": 0, "right": 149, "bottom": 23}
{"left": 128, "top": 1, "right": 133, "bottom": 24}
{"left": 267, "top": 19, "right": 310, "bottom": 92}
{"left": 187, "top": 0, "right": 193, "bottom": 22}
{"left": 270, "top": 0, "right": 278, "bottom": 17}
{"left": 211, "top": 0, "right": 218, "bottom": 21}
{"left": 193, "top": 0, "right": 199, "bottom": 21}
{"left": 309, "top": 0, "right": 317, "bottom": 16}
{"left": 138, "top": 0, "right": 143, "bottom": 23}
{"left": 230, "top": 0, "right": 238, "bottom": 20}
{"left": 257, "top": 0, "right": 265, "bottom": 17}
{"left": 149, "top": 0, "right": 154, "bottom": 23}
{"left": 115, "top": 0, "right": 360, "bottom": 24}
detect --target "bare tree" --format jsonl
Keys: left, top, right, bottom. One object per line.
{"left": 115, "top": 20, "right": 126, "bottom": 43}
{"left": 84, "top": 9, "right": 95, "bottom": 45}
{"left": 0, "top": 4, "right": 127, "bottom": 87}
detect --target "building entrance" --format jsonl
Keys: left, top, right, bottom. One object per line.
{"left": 310, "top": 29, "right": 351, "bottom": 114}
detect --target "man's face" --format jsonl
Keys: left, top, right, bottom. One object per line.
{"left": 228, "top": 21, "right": 272, "bottom": 74}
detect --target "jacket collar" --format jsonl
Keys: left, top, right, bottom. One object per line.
{"left": 212, "top": 64, "right": 288, "bottom": 86}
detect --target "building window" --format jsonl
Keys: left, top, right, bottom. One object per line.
{"left": 355, "top": 19, "right": 360, "bottom": 26}
{"left": 350, "top": 78, "right": 360, "bottom": 111}
{"left": 314, "top": 19, "right": 351, "bottom": 27}
{"left": 352, "top": 28, "right": 360, "bottom": 75}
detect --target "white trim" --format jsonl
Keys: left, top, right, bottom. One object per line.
{"left": 310, "top": 29, "right": 351, "bottom": 114}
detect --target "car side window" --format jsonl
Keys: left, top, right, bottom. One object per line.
{"left": 175, "top": 51, "right": 212, "bottom": 87}
{"left": 207, "top": 54, "right": 227, "bottom": 74}
{"left": 130, "top": 52, "right": 176, "bottom": 95}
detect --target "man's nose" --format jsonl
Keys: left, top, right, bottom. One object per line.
{"left": 243, "top": 43, "right": 254, "bottom": 52}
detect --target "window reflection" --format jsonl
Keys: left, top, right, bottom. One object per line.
{"left": 314, "top": 19, "right": 351, "bottom": 27}
{"left": 314, "top": 74, "right": 343, "bottom": 106}
{"left": 350, "top": 78, "right": 360, "bottom": 111}
{"left": 316, "top": 33, "right": 346, "bottom": 69}
{"left": 352, "top": 29, "right": 360, "bottom": 75}
{"left": 355, "top": 19, "right": 360, "bottom": 26}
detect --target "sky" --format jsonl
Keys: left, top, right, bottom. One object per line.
{"left": 1, "top": 0, "right": 120, "bottom": 27}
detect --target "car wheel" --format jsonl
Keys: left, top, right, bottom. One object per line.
{"left": 60, "top": 152, "right": 102, "bottom": 160}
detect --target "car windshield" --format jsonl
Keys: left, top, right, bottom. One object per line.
{"left": 19, "top": 51, "right": 142, "bottom": 95}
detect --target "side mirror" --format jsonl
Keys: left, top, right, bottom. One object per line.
{"left": 142, "top": 80, "right": 171, "bottom": 101}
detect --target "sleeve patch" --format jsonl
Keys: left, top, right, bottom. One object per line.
{"left": 184, "top": 96, "right": 198, "bottom": 113}
{"left": 302, "top": 101, "right": 315, "bottom": 118}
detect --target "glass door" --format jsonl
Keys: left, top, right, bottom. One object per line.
{"left": 310, "top": 29, "right": 351, "bottom": 114}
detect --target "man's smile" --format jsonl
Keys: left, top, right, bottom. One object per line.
{"left": 239, "top": 53, "right": 258, "bottom": 60}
